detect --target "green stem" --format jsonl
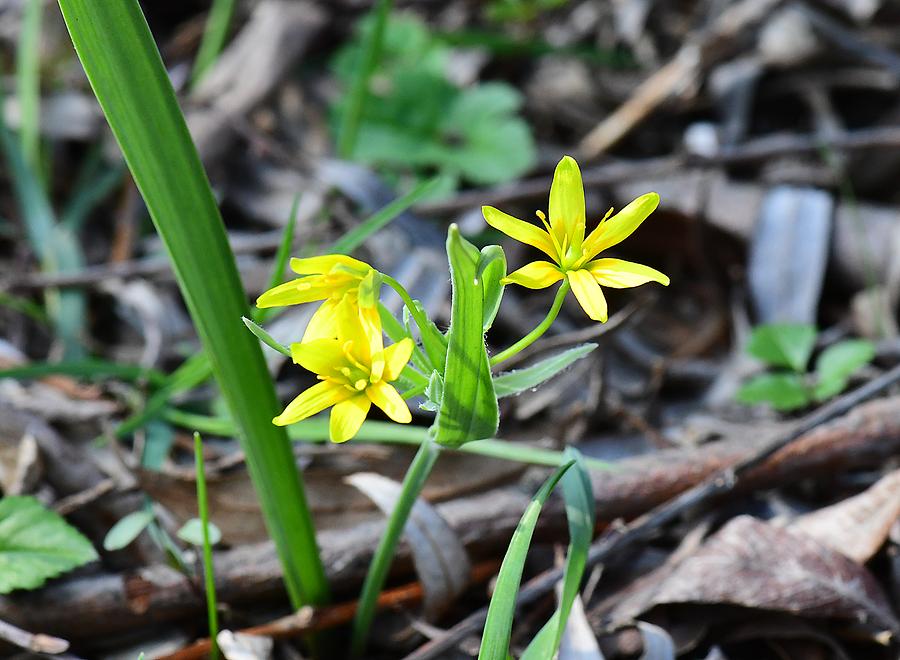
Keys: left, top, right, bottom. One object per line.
{"left": 383, "top": 274, "right": 434, "bottom": 342}
{"left": 490, "top": 280, "right": 569, "bottom": 367}
{"left": 194, "top": 433, "right": 220, "bottom": 660}
{"left": 350, "top": 435, "right": 440, "bottom": 656}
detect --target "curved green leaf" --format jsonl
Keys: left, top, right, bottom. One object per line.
{"left": 493, "top": 343, "right": 597, "bottom": 398}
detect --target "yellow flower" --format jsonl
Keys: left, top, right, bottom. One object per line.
{"left": 273, "top": 298, "right": 414, "bottom": 443}
{"left": 256, "top": 255, "right": 380, "bottom": 341}
{"left": 482, "top": 156, "right": 669, "bottom": 322}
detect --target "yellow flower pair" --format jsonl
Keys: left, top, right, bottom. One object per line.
{"left": 483, "top": 156, "right": 668, "bottom": 322}
{"left": 257, "top": 254, "right": 412, "bottom": 442}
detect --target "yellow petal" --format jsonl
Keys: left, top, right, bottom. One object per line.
{"left": 482, "top": 206, "right": 556, "bottom": 260}
{"left": 329, "top": 394, "right": 371, "bottom": 442}
{"left": 256, "top": 277, "right": 330, "bottom": 308}
{"left": 383, "top": 338, "right": 414, "bottom": 382}
{"left": 502, "top": 261, "right": 564, "bottom": 289}
{"left": 332, "top": 296, "right": 383, "bottom": 366}
{"left": 582, "top": 192, "right": 659, "bottom": 259}
{"left": 586, "top": 258, "right": 669, "bottom": 289}
{"left": 290, "top": 254, "right": 370, "bottom": 276}
{"left": 567, "top": 269, "right": 608, "bottom": 322}
{"left": 290, "top": 338, "right": 346, "bottom": 377}
{"left": 303, "top": 298, "right": 341, "bottom": 342}
{"left": 367, "top": 380, "right": 412, "bottom": 423}
{"left": 273, "top": 380, "right": 350, "bottom": 426}
{"left": 548, "top": 156, "right": 585, "bottom": 254}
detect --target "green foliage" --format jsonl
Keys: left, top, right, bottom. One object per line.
{"left": 177, "top": 518, "right": 222, "bottom": 546}
{"left": 738, "top": 324, "right": 875, "bottom": 411}
{"left": 0, "top": 496, "right": 97, "bottom": 593}
{"left": 746, "top": 324, "right": 817, "bottom": 372}
{"left": 433, "top": 226, "right": 499, "bottom": 446}
{"left": 478, "top": 461, "right": 574, "bottom": 660}
{"left": 486, "top": 0, "right": 568, "bottom": 22}
{"left": 103, "top": 509, "right": 155, "bottom": 551}
{"left": 331, "top": 12, "right": 536, "bottom": 189}
{"left": 493, "top": 344, "right": 597, "bottom": 398}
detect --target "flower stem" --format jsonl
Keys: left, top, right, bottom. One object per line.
{"left": 350, "top": 434, "right": 441, "bottom": 656}
{"left": 490, "top": 280, "right": 569, "bottom": 367}
{"left": 194, "top": 432, "right": 220, "bottom": 660}
{"left": 383, "top": 274, "right": 435, "bottom": 343}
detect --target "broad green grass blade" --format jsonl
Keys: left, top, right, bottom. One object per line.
{"left": 350, "top": 436, "right": 440, "bottom": 657}
{"left": 190, "top": 0, "right": 236, "bottom": 89}
{"left": 493, "top": 343, "right": 597, "bottom": 398}
{"left": 433, "top": 225, "right": 498, "bottom": 447}
{"left": 16, "top": 0, "right": 42, "bottom": 170}
{"left": 56, "top": 0, "right": 328, "bottom": 608}
{"left": 478, "top": 461, "right": 574, "bottom": 660}
{"left": 520, "top": 448, "right": 595, "bottom": 659}
{"left": 330, "top": 177, "right": 438, "bottom": 255}
{"left": 194, "top": 433, "right": 220, "bottom": 660}
{"left": 336, "top": 0, "right": 393, "bottom": 157}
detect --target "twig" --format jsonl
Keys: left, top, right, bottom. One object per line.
{"left": 0, "top": 618, "right": 70, "bottom": 655}
{"left": 403, "top": 363, "right": 900, "bottom": 659}
{"left": 53, "top": 478, "right": 116, "bottom": 516}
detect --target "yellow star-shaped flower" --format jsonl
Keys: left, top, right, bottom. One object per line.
{"left": 273, "top": 298, "right": 414, "bottom": 443}
{"left": 256, "top": 255, "right": 380, "bottom": 341}
{"left": 482, "top": 155, "right": 669, "bottom": 322}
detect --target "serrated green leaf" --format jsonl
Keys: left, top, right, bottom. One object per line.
{"left": 103, "top": 509, "right": 155, "bottom": 551}
{"left": 478, "top": 461, "right": 574, "bottom": 660}
{"left": 493, "top": 344, "right": 597, "bottom": 398}
{"left": 478, "top": 245, "right": 506, "bottom": 332}
{"left": 812, "top": 340, "right": 874, "bottom": 402}
{"left": 177, "top": 518, "right": 222, "bottom": 547}
{"left": 746, "top": 324, "right": 816, "bottom": 372}
{"left": 736, "top": 372, "right": 810, "bottom": 411}
{"left": 0, "top": 496, "right": 97, "bottom": 593}
{"left": 521, "top": 448, "right": 594, "bottom": 659}
{"left": 433, "top": 226, "right": 499, "bottom": 447}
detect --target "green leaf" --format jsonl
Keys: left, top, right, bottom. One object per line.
{"left": 493, "top": 344, "right": 597, "bottom": 398}
{"left": 736, "top": 373, "right": 810, "bottom": 411}
{"left": 0, "top": 496, "right": 97, "bottom": 593}
{"left": 478, "top": 461, "right": 574, "bottom": 660}
{"left": 745, "top": 324, "right": 816, "bottom": 372}
{"left": 103, "top": 509, "right": 155, "bottom": 551}
{"left": 422, "top": 370, "right": 443, "bottom": 412}
{"left": 57, "top": 0, "right": 328, "bottom": 608}
{"left": 478, "top": 245, "right": 506, "bottom": 332}
{"left": 521, "top": 447, "right": 594, "bottom": 659}
{"left": 177, "top": 518, "right": 222, "bottom": 547}
{"left": 242, "top": 316, "right": 291, "bottom": 358}
{"left": 433, "top": 225, "right": 499, "bottom": 447}
{"left": 813, "top": 339, "right": 875, "bottom": 401}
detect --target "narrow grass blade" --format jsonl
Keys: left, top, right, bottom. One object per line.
{"left": 0, "top": 359, "right": 166, "bottom": 386}
{"left": 350, "top": 437, "right": 440, "bottom": 656}
{"left": 520, "top": 448, "right": 595, "bottom": 659}
{"left": 252, "top": 195, "right": 299, "bottom": 325}
{"left": 330, "top": 177, "right": 438, "bottom": 255}
{"left": 190, "top": 0, "right": 236, "bottom": 89}
{"left": 478, "top": 461, "right": 574, "bottom": 660}
{"left": 242, "top": 316, "right": 291, "bottom": 358}
{"left": 336, "top": 0, "right": 393, "bottom": 157}
{"left": 162, "top": 410, "right": 615, "bottom": 471}
{"left": 194, "top": 433, "right": 220, "bottom": 660}
{"left": 56, "top": 0, "right": 329, "bottom": 608}
{"left": 16, "top": 0, "right": 42, "bottom": 170}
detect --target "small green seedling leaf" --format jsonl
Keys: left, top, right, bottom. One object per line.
{"left": 0, "top": 496, "right": 97, "bottom": 593}
{"left": 433, "top": 225, "right": 499, "bottom": 447}
{"left": 478, "top": 461, "right": 574, "bottom": 660}
{"left": 813, "top": 339, "right": 875, "bottom": 401}
{"left": 422, "top": 370, "right": 444, "bottom": 412}
{"left": 736, "top": 373, "right": 810, "bottom": 411}
{"left": 746, "top": 324, "right": 816, "bottom": 372}
{"left": 478, "top": 244, "right": 506, "bottom": 332}
{"left": 493, "top": 344, "right": 597, "bottom": 398}
{"left": 177, "top": 518, "right": 222, "bottom": 547}
{"left": 103, "top": 509, "right": 155, "bottom": 551}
